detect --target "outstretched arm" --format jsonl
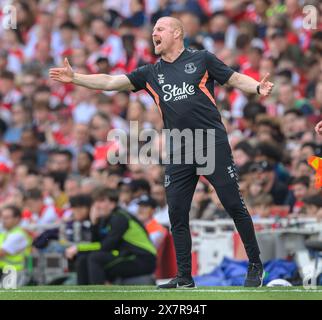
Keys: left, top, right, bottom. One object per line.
{"left": 49, "top": 58, "right": 135, "bottom": 91}
{"left": 227, "top": 72, "right": 274, "bottom": 97}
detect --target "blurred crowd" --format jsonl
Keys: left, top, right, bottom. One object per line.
{"left": 0, "top": 0, "right": 322, "bottom": 281}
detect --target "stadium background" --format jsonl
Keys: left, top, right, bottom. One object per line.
{"left": 0, "top": 0, "right": 322, "bottom": 288}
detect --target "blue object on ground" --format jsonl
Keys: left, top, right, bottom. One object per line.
{"left": 193, "top": 257, "right": 298, "bottom": 286}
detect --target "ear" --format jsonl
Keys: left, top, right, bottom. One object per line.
{"left": 174, "top": 28, "right": 181, "bottom": 39}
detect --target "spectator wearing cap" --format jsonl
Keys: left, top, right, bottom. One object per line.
{"left": 127, "top": 178, "right": 151, "bottom": 216}
{"left": 255, "top": 141, "right": 290, "bottom": 183}
{"left": 137, "top": 195, "right": 167, "bottom": 250}
{"left": 249, "top": 160, "right": 290, "bottom": 205}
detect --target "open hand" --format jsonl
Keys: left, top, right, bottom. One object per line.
{"left": 49, "top": 58, "right": 74, "bottom": 83}
{"left": 259, "top": 73, "right": 274, "bottom": 96}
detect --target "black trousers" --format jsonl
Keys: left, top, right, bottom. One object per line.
{"left": 75, "top": 251, "right": 156, "bottom": 285}
{"left": 165, "top": 142, "right": 261, "bottom": 278}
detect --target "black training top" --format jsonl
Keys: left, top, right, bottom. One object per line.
{"left": 126, "top": 48, "right": 235, "bottom": 147}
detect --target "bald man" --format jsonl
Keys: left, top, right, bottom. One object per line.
{"left": 50, "top": 17, "right": 274, "bottom": 289}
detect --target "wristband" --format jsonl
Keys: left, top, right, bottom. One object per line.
{"left": 256, "top": 84, "right": 261, "bottom": 95}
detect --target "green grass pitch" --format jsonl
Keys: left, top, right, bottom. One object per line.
{"left": 0, "top": 286, "right": 321, "bottom": 300}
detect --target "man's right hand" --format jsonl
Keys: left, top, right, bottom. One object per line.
{"left": 49, "top": 58, "right": 134, "bottom": 91}
{"left": 315, "top": 121, "right": 322, "bottom": 136}
{"left": 49, "top": 58, "right": 74, "bottom": 83}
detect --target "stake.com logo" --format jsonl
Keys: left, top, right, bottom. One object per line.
{"left": 308, "top": 156, "right": 322, "bottom": 189}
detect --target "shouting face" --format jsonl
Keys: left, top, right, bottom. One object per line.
{"left": 152, "top": 17, "right": 184, "bottom": 56}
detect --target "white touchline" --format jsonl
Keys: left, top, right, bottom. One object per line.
{"left": 0, "top": 289, "right": 322, "bottom": 294}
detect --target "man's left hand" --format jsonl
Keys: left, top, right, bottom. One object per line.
{"left": 259, "top": 73, "right": 274, "bottom": 96}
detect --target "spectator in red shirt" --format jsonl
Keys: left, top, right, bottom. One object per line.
{"left": 22, "top": 188, "right": 60, "bottom": 229}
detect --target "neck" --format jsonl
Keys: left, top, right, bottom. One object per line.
{"left": 161, "top": 45, "right": 185, "bottom": 63}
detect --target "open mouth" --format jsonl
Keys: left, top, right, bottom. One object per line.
{"left": 155, "top": 39, "right": 162, "bottom": 47}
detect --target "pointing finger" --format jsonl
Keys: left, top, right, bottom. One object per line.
{"left": 261, "top": 73, "right": 270, "bottom": 83}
